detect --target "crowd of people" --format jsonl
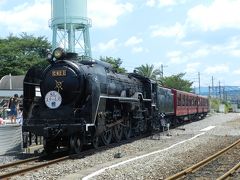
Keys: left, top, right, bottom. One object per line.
{"left": 0, "top": 94, "right": 23, "bottom": 125}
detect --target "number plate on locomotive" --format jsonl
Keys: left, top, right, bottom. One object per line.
{"left": 52, "top": 70, "right": 66, "bottom": 77}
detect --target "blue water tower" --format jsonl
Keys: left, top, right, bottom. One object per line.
{"left": 50, "top": 0, "right": 91, "bottom": 57}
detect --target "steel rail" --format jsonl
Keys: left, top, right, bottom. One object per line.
{"left": 0, "top": 133, "right": 150, "bottom": 179}
{"left": 166, "top": 139, "right": 240, "bottom": 180}
{"left": 0, "top": 156, "right": 39, "bottom": 169}
{"left": 217, "top": 161, "right": 240, "bottom": 180}
{"left": 0, "top": 131, "right": 171, "bottom": 179}
{"left": 0, "top": 155, "right": 69, "bottom": 179}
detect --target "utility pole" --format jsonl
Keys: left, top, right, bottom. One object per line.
{"left": 219, "top": 81, "right": 221, "bottom": 100}
{"left": 212, "top": 76, "right": 214, "bottom": 97}
{"left": 161, "top": 64, "right": 163, "bottom": 78}
{"left": 223, "top": 86, "right": 225, "bottom": 101}
{"left": 198, "top": 72, "right": 201, "bottom": 95}
{"left": 160, "top": 64, "right": 167, "bottom": 78}
{"left": 208, "top": 86, "right": 211, "bottom": 97}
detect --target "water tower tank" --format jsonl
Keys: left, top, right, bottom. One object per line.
{"left": 50, "top": 0, "right": 91, "bottom": 56}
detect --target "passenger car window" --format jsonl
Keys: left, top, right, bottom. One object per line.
{"left": 177, "top": 94, "right": 181, "bottom": 106}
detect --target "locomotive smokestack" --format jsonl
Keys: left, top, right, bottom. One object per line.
{"left": 50, "top": 0, "right": 92, "bottom": 57}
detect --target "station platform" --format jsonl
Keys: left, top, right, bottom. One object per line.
{"left": 0, "top": 122, "right": 22, "bottom": 155}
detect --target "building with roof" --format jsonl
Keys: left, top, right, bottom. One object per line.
{"left": 0, "top": 74, "right": 24, "bottom": 97}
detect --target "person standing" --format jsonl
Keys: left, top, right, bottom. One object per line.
{"left": 8, "top": 94, "right": 19, "bottom": 124}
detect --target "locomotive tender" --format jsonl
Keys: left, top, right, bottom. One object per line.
{"left": 22, "top": 48, "right": 208, "bottom": 153}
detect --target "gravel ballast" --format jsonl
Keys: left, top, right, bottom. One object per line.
{"left": 9, "top": 113, "right": 240, "bottom": 180}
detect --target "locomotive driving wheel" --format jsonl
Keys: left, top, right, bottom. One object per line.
{"left": 92, "top": 133, "right": 99, "bottom": 149}
{"left": 74, "top": 136, "right": 82, "bottom": 154}
{"left": 70, "top": 136, "right": 82, "bottom": 154}
{"left": 70, "top": 136, "right": 75, "bottom": 153}
{"left": 123, "top": 117, "right": 131, "bottom": 139}
{"left": 113, "top": 123, "right": 123, "bottom": 142}
{"left": 101, "top": 128, "right": 112, "bottom": 145}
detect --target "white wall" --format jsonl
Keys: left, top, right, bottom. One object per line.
{"left": 0, "top": 90, "right": 23, "bottom": 97}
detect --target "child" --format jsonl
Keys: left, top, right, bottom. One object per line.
{"left": 16, "top": 109, "right": 23, "bottom": 125}
{"left": 0, "top": 115, "right": 5, "bottom": 125}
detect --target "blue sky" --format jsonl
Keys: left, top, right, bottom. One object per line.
{"left": 1, "top": 0, "right": 240, "bottom": 88}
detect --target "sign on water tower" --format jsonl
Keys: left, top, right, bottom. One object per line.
{"left": 50, "top": 0, "right": 91, "bottom": 57}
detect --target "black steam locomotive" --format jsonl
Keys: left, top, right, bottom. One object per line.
{"left": 22, "top": 47, "right": 205, "bottom": 154}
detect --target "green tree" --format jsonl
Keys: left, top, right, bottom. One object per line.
{"left": 134, "top": 64, "right": 161, "bottom": 80}
{"left": 100, "top": 56, "right": 127, "bottom": 73}
{"left": 159, "top": 73, "right": 193, "bottom": 92}
{"left": 0, "top": 33, "right": 51, "bottom": 78}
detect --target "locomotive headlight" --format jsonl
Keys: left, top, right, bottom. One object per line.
{"left": 47, "top": 52, "right": 53, "bottom": 61}
{"left": 53, "top": 47, "right": 65, "bottom": 60}
{"left": 46, "top": 49, "right": 53, "bottom": 63}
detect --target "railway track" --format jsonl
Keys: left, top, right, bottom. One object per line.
{"left": 0, "top": 154, "right": 69, "bottom": 179}
{"left": 166, "top": 139, "right": 240, "bottom": 180}
{"left": 0, "top": 133, "right": 150, "bottom": 179}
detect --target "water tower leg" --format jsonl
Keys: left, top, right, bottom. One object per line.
{"left": 52, "top": 26, "right": 57, "bottom": 50}
{"left": 83, "top": 27, "right": 91, "bottom": 57}
{"left": 68, "top": 24, "right": 75, "bottom": 52}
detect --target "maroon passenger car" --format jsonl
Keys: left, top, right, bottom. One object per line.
{"left": 171, "top": 89, "right": 209, "bottom": 120}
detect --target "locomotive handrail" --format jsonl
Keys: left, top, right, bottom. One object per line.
{"left": 100, "top": 95, "right": 139, "bottom": 102}
{"left": 23, "top": 82, "right": 40, "bottom": 86}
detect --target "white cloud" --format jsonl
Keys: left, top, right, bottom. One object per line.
{"left": 167, "top": 50, "right": 182, "bottom": 57}
{"left": 232, "top": 80, "right": 240, "bottom": 86}
{"left": 146, "top": 0, "right": 187, "bottom": 8}
{"left": 204, "top": 64, "right": 229, "bottom": 74}
{"left": 95, "top": 38, "right": 119, "bottom": 51}
{"left": 185, "top": 62, "right": 200, "bottom": 73}
{"left": 132, "top": 47, "right": 143, "bottom": 53}
{"left": 179, "top": 40, "right": 200, "bottom": 47}
{"left": 187, "top": 0, "right": 240, "bottom": 31}
{"left": 233, "top": 68, "right": 240, "bottom": 75}
{"left": 89, "top": 0, "right": 133, "bottom": 28}
{"left": 0, "top": 0, "right": 6, "bottom": 6}
{"left": 176, "top": 35, "right": 240, "bottom": 60}
{"left": 225, "top": 36, "right": 240, "bottom": 57}
{"left": 191, "top": 49, "right": 210, "bottom": 58}
{"left": 124, "top": 36, "right": 143, "bottom": 47}
{"left": 229, "top": 50, "right": 240, "bottom": 57}
{"left": 151, "top": 22, "right": 185, "bottom": 39}
{"left": 0, "top": 0, "right": 133, "bottom": 35}
{"left": 166, "top": 50, "right": 188, "bottom": 64}
{"left": 158, "top": 0, "right": 185, "bottom": 7}
{"left": 124, "top": 36, "right": 145, "bottom": 53}
{"left": 202, "top": 36, "right": 240, "bottom": 57}
{"left": 146, "top": 0, "right": 156, "bottom": 7}
{"left": 0, "top": 0, "right": 50, "bottom": 33}
{"left": 166, "top": 48, "right": 208, "bottom": 65}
